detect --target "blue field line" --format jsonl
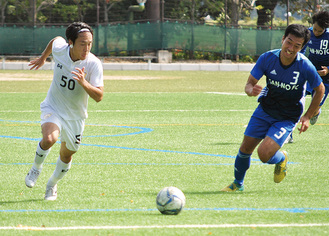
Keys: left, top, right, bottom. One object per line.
{"left": 1, "top": 207, "right": 328, "bottom": 213}
{"left": 0, "top": 133, "right": 256, "bottom": 162}
{"left": 0, "top": 134, "right": 243, "bottom": 160}
{"left": 0, "top": 162, "right": 247, "bottom": 166}
{"left": 73, "top": 162, "right": 238, "bottom": 166}
{"left": 186, "top": 207, "right": 329, "bottom": 213}
{"left": 0, "top": 119, "right": 39, "bottom": 124}
{"left": 79, "top": 144, "right": 297, "bottom": 164}
{"left": 81, "top": 142, "right": 241, "bottom": 159}
{"left": 0, "top": 136, "right": 41, "bottom": 142}
{"left": 84, "top": 125, "right": 153, "bottom": 137}
{"left": 0, "top": 119, "right": 153, "bottom": 138}
{"left": 0, "top": 119, "right": 298, "bottom": 164}
{"left": 0, "top": 135, "right": 298, "bottom": 164}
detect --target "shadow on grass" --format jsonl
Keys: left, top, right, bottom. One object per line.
{"left": 211, "top": 142, "right": 240, "bottom": 146}
{"left": 0, "top": 199, "right": 44, "bottom": 205}
{"left": 183, "top": 190, "right": 244, "bottom": 195}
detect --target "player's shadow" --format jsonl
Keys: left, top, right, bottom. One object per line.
{"left": 0, "top": 199, "right": 43, "bottom": 205}
{"left": 211, "top": 142, "right": 240, "bottom": 146}
{"left": 183, "top": 190, "right": 245, "bottom": 195}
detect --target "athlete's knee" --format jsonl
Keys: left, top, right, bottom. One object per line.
{"left": 60, "top": 143, "right": 75, "bottom": 164}
{"left": 40, "top": 123, "right": 60, "bottom": 149}
{"left": 60, "top": 155, "right": 73, "bottom": 164}
{"left": 257, "top": 147, "right": 272, "bottom": 163}
{"left": 41, "top": 134, "right": 58, "bottom": 149}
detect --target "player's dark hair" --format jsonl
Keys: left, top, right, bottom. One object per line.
{"left": 284, "top": 24, "right": 311, "bottom": 47}
{"left": 312, "top": 10, "right": 329, "bottom": 29}
{"left": 66, "top": 22, "right": 93, "bottom": 44}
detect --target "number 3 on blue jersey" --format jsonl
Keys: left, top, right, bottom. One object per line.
{"left": 291, "top": 71, "right": 299, "bottom": 85}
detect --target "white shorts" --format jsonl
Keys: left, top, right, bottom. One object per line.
{"left": 40, "top": 105, "right": 85, "bottom": 152}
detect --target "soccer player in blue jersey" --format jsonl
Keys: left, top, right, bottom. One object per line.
{"left": 287, "top": 11, "right": 329, "bottom": 143}
{"left": 221, "top": 24, "right": 325, "bottom": 192}
{"left": 300, "top": 10, "right": 329, "bottom": 125}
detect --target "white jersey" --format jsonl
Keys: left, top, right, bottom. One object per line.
{"left": 41, "top": 37, "right": 103, "bottom": 120}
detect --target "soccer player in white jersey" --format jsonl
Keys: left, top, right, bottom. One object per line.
{"left": 221, "top": 24, "right": 325, "bottom": 192}
{"left": 25, "top": 22, "right": 104, "bottom": 200}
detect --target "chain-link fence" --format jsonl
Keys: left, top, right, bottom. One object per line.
{"left": 0, "top": 22, "right": 285, "bottom": 57}
{"left": 1, "top": 0, "right": 318, "bottom": 59}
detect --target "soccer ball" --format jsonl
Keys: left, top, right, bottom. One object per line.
{"left": 156, "top": 186, "right": 186, "bottom": 215}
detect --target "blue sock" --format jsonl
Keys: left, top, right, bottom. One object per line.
{"left": 267, "top": 151, "right": 285, "bottom": 164}
{"left": 234, "top": 150, "right": 251, "bottom": 186}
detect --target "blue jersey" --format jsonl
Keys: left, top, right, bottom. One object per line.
{"left": 301, "top": 27, "right": 329, "bottom": 83}
{"left": 251, "top": 49, "right": 322, "bottom": 122}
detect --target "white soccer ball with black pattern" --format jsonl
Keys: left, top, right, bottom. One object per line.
{"left": 156, "top": 186, "right": 186, "bottom": 215}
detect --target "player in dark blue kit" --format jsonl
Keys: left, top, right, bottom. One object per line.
{"left": 300, "top": 10, "right": 329, "bottom": 125}
{"left": 221, "top": 24, "right": 325, "bottom": 192}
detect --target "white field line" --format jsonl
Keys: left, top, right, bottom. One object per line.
{"left": 6, "top": 108, "right": 329, "bottom": 113}
{"left": 0, "top": 109, "right": 253, "bottom": 113}
{"left": 0, "top": 91, "right": 315, "bottom": 97}
{"left": 205, "top": 92, "right": 245, "bottom": 96}
{"left": 90, "top": 109, "right": 253, "bottom": 112}
{"left": 1, "top": 223, "right": 329, "bottom": 231}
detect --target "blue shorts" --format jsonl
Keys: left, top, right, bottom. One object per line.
{"left": 307, "top": 82, "right": 329, "bottom": 106}
{"left": 244, "top": 105, "right": 297, "bottom": 147}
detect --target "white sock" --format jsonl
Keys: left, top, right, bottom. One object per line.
{"left": 47, "top": 156, "right": 71, "bottom": 187}
{"left": 32, "top": 143, "right": 51, "bottom": 170}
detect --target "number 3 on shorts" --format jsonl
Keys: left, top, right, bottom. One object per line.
{"left": 274, "top": 127, "right": 287, "bottom": 140}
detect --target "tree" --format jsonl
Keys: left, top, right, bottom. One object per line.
{"left": 29, "top": 0, "right": 58, "bottom": 24}
{"left": 197, "top": 0, "right": 223, "bottom": 22}
{"left": 45, "top": 1, "right": 79, "bottom": 23}
{"left": 5, "top": 0, "right": 58, "bottom": 24}
{"left": 254, "top": 0, "right": 322, "bottom": 29}
{"left": 255, "top": 0, "right": 279, "bottom": 28}
{"left": 0, "top": 0, "right": 8, "bottom": 25}
{"left": 229, "top": 0, "right": 242, "bottom": 26}
{"left": 72, "top": 0, "right": 94, "bottom": 22}
{"left": 163, "top": 0, "right": 223, "bottom": 23}
{"left": 281, "top": 0, "right": 322, "bottom": 24}
{"left": 102, "top": 0, "right": 122, "bottom": 24}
